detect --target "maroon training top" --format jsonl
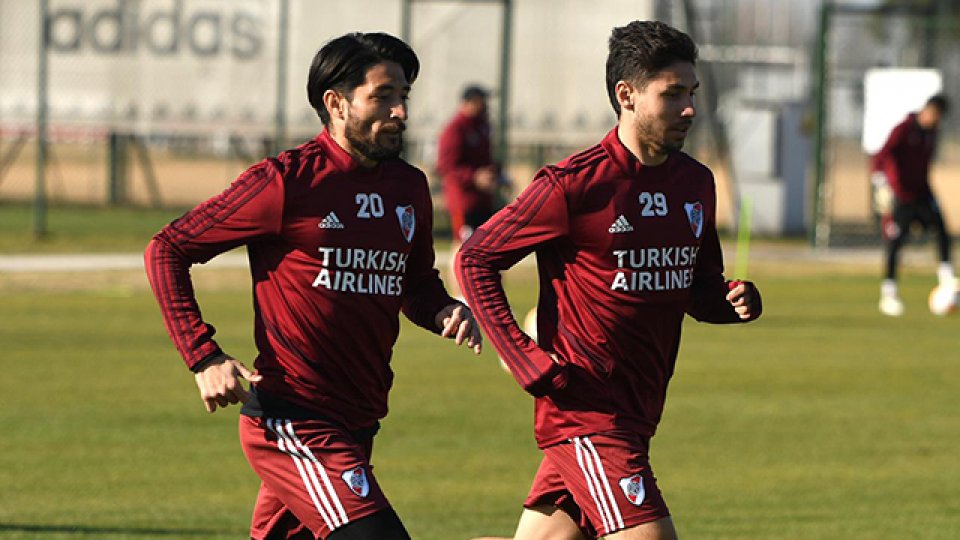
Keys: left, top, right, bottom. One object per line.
{"left": 146, "top": 129, "right": 453, "bottom": 431}
{"left": 436, "top": 110, "right": 495, "bottom": 215}
{"left": 457, "top": 128, "right": 754, "bottom": 448}
{"left": 873, "top": 113, "right": 938, "bottom": 202}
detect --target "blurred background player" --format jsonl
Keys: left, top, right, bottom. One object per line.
{"left": 145, "top": 32, "right": 481, "bottom": 540}
{"left": 872, "top": 94, "right": 955, "bottom": 316}
{"left": 436, "top": 84, "right": 507, "bottom": 295}
{"left": 459, "top": 20, "right": 761, "bottom": 540}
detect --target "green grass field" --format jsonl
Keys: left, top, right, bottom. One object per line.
{"left": 0, "top": 203, "right": 186, "bottom": 253}
{"left": 2, "top": 208, "right": 959, "bottom": 539}
{"left": 0, "top": 202, "right": 456, "bottom": 254}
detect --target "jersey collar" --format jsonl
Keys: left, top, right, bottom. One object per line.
{"left": 600, "top": 127, "right": 675, "bottom": 177}
{"left": 317, "top": 129, "right": 381, "bottom": 174}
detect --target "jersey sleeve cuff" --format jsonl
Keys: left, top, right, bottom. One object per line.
{"left": 524, "top": 361, "right": 569, "bottom": 398}
{"left": 188, "top": 348, "right": 225, "bottom": 373}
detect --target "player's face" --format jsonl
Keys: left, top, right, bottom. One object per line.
{"left": 630, "top": 62, "right": 698, "bottom": 156}
{"left": 918, "top": 105, "right": 943, "bottom": 130}
{"left": 342, "top": 61, "right": 410, "bottom": 164}
{"left": 466, "top": 97, "right": 488, "bottom": 119}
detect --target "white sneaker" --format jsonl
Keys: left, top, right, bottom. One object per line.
{"left": 938, "top": 275, "right": 959, "bottom": 292}
{"left": 879, "top": 295, "right": 905, "bottom": 317}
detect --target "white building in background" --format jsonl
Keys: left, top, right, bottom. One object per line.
{"left": 0, "top": 0, "right": 653, "bottom": 147}
{"left": 0, "top": 0, "right": 829, "bottom": 236}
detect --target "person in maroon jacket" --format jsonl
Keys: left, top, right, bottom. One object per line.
{"left": 145, "top": 32, "right": 481, "bottom": 540}
{"left": 872, "top": 94, "right": 954, "bottom": 316}
{"left": 436, "top": 84, "right": 501, "bottom": 244}
{"left": 458, "top": 21, "right": 761, "bottom": 540}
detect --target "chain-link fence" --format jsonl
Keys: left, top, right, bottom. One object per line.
{"left": 657, "top": 0, "right": 819, "bottom": 237}
{"left": 0, "top": 0, "right": 290, "bottom": 212}
{"left": 2, "top": 0, "right": 661, "bottom": 240}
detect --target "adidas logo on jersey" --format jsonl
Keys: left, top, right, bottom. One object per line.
{"left": 318, "top": 212, "right": 345, "bottom": 229}
{"left": 608, "top": 214, "right": 634, "bottom": 233}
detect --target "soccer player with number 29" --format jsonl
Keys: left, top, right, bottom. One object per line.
{"left": 459, "top": 21, "right": 761, "bottom": 540}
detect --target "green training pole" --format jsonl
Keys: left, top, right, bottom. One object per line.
{"left": 734, "top": 196, "right": 753, "bottom": 280}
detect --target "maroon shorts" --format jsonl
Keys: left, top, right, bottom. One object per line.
{"left": 524, "top": 434, "right": 670, "bottom": 538}
{"left": 239, "top": 415, "right": 391, "bottom": 539}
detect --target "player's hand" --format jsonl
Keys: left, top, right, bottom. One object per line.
{"left": 726, "top": 280, "right": 762, "bottom": 320}
{"left": 194, "top": 353, "right": 263, "bottom": 413}
{"left": 436, "top": 302, "right": 483, "bottom": 354}
{"left": 871, "top": 172, "right": 894, "bottom": 215}
{"left": 474, "top": 166, "right": 498, "bottom": 193}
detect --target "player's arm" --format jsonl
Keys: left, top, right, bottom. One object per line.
{"left": 400, "top": 173, "right": 482, "bottom": 354}
{"left": 144, "top": 160, "right": 284, "bottom": 411}
{"left": 189, "top": 352, "right": 262, "bottom": 413}
{"left": 874, "top": 120, "right": 909, "bottom": 200}
{"left": 685, "top": 195, "right": 761, "bottom": 323}
{"left": 434, "top": 302, "right": 482, "bottom": 354}
{"left": 456, "top": 168, "right": 571, "bottom": 397}
{"left": 436, "top": 123, "right": 483, "bottom": 191}
{"left": 724, "top": 279, "right": 762, "bottom": 321}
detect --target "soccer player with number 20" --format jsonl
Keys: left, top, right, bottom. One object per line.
{"left": 146, "top": 32, "right": 481, "bottom": 540}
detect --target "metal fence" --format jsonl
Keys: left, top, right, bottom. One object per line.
{"left": 3, "top": 0, "right": 663, "bottom": 239}
{"left": 1, "top": 0, "right": 297, "bottom": 232}
{"left": 659, "top": 0, "right": 819, "bottom": 238}
{"left": 812, "top": 1, "right": 960, "bottom": 247}
{"left": 21, "top": 0, "right": 953, "bottom": 246}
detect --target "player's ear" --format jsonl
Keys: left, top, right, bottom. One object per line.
{"left": 322, "top": 89, "right": 346, "bottom": 122}
{"left": 615, "top": 81, "right": 635, "bottom": 112}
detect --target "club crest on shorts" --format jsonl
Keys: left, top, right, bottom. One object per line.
{"left": 395, "top": 205, "right": 415, "bottom": 243}
{"left": 341, "top": 466, "right": 370, "bottom": 498}
{"left": 618, "top": 474, "right": 646, "bottom": 506}
{"left": 684, "top": 201, "right": 703, "bottom": 239}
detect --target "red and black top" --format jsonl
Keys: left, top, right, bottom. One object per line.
{"left": 457, "top": 128, "right": 755, "bottom": 448}
{"left": 436, "top": 110, "right": 495, "bottom": 216}
{"left": 873, "top": 113, "right": 939, "bottom": 203}
{"left": 146, "top": 130, "right": 453, "bottom": 431}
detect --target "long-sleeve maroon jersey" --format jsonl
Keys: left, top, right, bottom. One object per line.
{"left": 872, "top": 113, "right": 938, "bottom": 202}
{"left": 146, "top": 130, "right": 454, "bottom": 431}
{"left": 457, "top": 128, "right": 752, "bottom": 448}
{"left": 436, "top": 111, "right": 495, "bottom": 215}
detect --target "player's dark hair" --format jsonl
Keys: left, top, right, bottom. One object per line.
{"left": 307, "top": 32, "right": 420, "bottom": 126}
{"left": 462, "top": 84, "right": 489, "bottom": 101}
{"left": 606, "top": 20, "right": 698, "bottom": 116}
{"left": 927, "top": 93, "right": 950, "bottom": 114}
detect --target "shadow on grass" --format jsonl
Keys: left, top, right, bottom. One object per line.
{"left": 0, "top": 522, "right": 240, "bottom": 537}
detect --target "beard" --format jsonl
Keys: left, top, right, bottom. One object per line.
{"left": 660, "top": 134, "right": 685, "bottom": 153}
{"left": 636, "top": 114, "right": 686, "bottom": 154}
{"left": 344, "top": 116, "right": 404, "bottom": 163}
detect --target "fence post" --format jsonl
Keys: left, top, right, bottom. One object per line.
{"left": 496, "top": 0, "right": 512, "bottom": 166}
{"left": 400, "top": 0, "right": 412, "bottom": 42}
{"left": 107, "top": 132, "right": 128, "bottom": 205}
{"left": 34, "top": 0, "right": 49, "bottom": 239}
{"left": 811, "top": 0, "right": 831, "bottom": 248}
{"left": 273, "top": 0, "right": 289, "bottom": 156}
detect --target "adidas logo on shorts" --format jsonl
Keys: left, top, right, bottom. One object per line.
{"left": 318, "top": 212, "right": 345, "bottom": 229}
{"left": 608, "top": 214, "right": 634, "bottom": 233}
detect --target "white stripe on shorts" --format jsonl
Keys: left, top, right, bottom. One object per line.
{"left": 266, "top": 418, "right": 349, "bottom": 530}
{"left": 572, "top": 436, "right": 625, "bottom": 534}
{"left": 582, "top": 437, "right": 625, "bottom": 530}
